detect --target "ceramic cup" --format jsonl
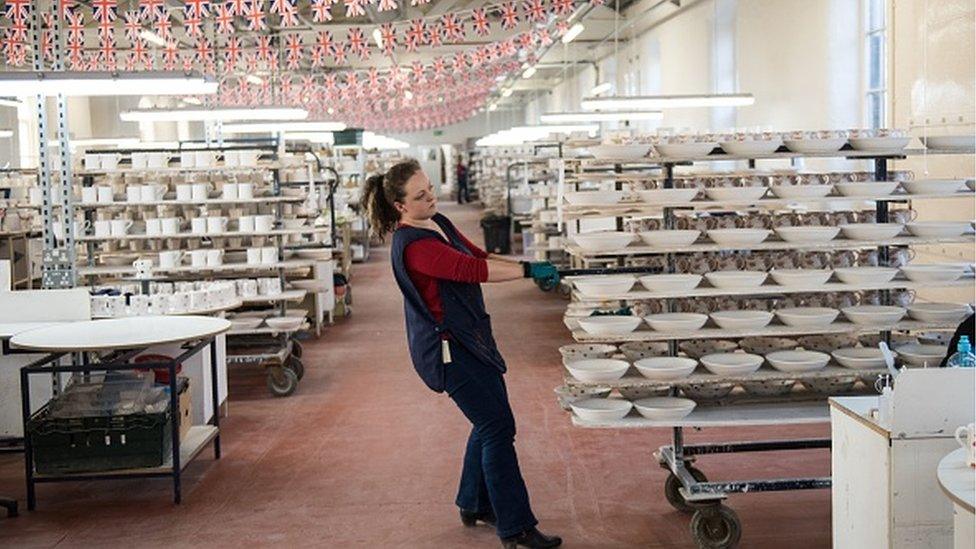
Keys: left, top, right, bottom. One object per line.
{"left": 147, "top": 153, "right": 170, "bottom": 169}
{"left": 191, "top": 183, "right": 210, "bottom": 201}
{"left": 145, "top": 218, "right": 163, "bottom": 236}
{"left": 222, "top": 183, "right": 239, "bottom": 200}
{"left": 237, "top": 278, "right": 258, "bottom": 297}
{"left": 255, "top": 215, "right": 275, "bottom": 233}
{"left": 93, "top": 220, "right": 112, "bottom": 238}
{"left": 206, "top": 216, "right": 229, "bottom": 235}
{"left": 176, "top": 184, "right": 193, "bottom": 201}
{"left": 162, "top": 217, "right": 182, "bottom": 235}
{"left": 129, "top": 294, "right": 151, "bottom": 316}
{"left": 195, "top": 151, "right": 216, "bottom": 168}
{"left": 97, "top": 186, "right": 114, "bottom": 204}
{"left": 238, "top": 215, "right": 256, "bottom": 233}
{"left": 189, "top": 217, "right": 207, "bottom": 235}
{"left": 238, "top": 183, "right": 254, "bottom": 199}
{"left": 180, "top": 151, "right": 196, "bottom": 168}
{"left": 80, "top": 186, "right": 98, "bottom": 204}
{"left": 261, "top": 246, "right": 278, "bottom": 265}
{"left": 189, "top": 289, "right": 210, "bottom": 310}
{"left": 84, "top": 153, "right": 100, "bottom": 170}
{"left": 246, "top": 248, "right": 262, "bottom": 265}
{"left": 206, "top": 249, "right": 224, "bottom": 267}
{"left": 140, "top": 184, "right": 165, "bottom": 202}
{"left": 257, "top": 277, "right": 282, "bottom": 295}
{"left": 126, "top": 186, "right": 142, "bottom": 203}
{"left": 189, "top": 249, "right": 208, "bottom": 268}
{"left": 158, "top": 250, "right": 184, "bottom": 269}
{"left": 132, "top": 258, "right": 153, "bottom": 278}
{"left": 149, "top": 294, "right": 171, "bottom": 315}
{"left": 169, "top": 292, "right": 190, "bottom": 313}
{"left": 956, "top": 423, "right": 976, "bottom": 467}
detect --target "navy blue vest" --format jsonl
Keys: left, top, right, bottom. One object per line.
{"left": 391, "top": 213, "right": 507, "bottom": 392}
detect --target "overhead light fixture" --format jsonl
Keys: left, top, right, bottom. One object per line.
{"left": 562, "top": 23, "right": 585, "bottom": 44}
{"left": 0, "top": 71, "right": 218, "bottom": 97}
{"left": 372, "top": 28, "right": 384, "bottom": 50}
{"left": 0, "top": 130, "right": 13, "bottom": 138}
{"left": 501, "top": 88, "right": 513, "bottom": 98}
{"left": 222, "top": 121, "right": 346, "bottom": 133}
{"left": 0, "top": 98, "right": 22, "bottom": 108}
{"left": 581, "top": 93, "right": 756, "bottom": 111}
{"left": 510, "top": 124, "right": 599, "bottom": 136}
{"left": 48, "top": 137, "right": 141, "bottom": 148}
{"left": 182, "top": 97, "right": 202, "bottom": 106}
{"left": 540, "top": 111, "right": 664, "bottom": 123}
{"left": 121, "top": 106, "right": 308, "bottom": 123}
{"left": 139, "top": 30, "right": 166, "bottom": 47}
{"left": 404, "top": 90, "right": 414, "bottom": 101}
{"left": 363, "top": 132, "right": 409, "bottom": 150}
{"left": 590, "top": 82, "right": 613, "bottom": 96}
{"left": 522, "top": 66, "right": 537, "bottom": 79}
{"left": 327, "top": 107, "right": 335, "bottom": 115}
{"left": 245, "top": 74, "right": 264, "bottom": 85}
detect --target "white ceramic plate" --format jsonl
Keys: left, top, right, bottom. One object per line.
{"left": 573, "top": 275, "right": 636, "bottom": 298}
{"left": 564, "top": 358, "right": 630, "bottom": 382}
{"left": 634, "top": 357, "right": 698, "bottom": 381}
{"left": 644, "top": 313, "right": 709, "bottom": 332}
{"left": 564, "top": 191, "right": 627, "bottom": 206}
{"left": 654, "top": 142, "right": 718, "bottom": 159}
{"left": 921, "top": 135, "right": 975, "bottom": 151}
{"left": 632, "top": 397, "right": 697, "bottom": 421}
{"left": 635, "top": 188, "right": 699, "bottom": 204}
{"left": 775, "top": 307, "right": 840, "bottom": 327}
{"left": 570, "top": 398, "right": 633, "bottom": 422}
{"left": 900, "top": 264, "right": 967, "bottom": 283}
{"left": 589, "top": 144, "right": 652, "bottom": 160}
{"left": 638, "top": 230, "right": 701, "bottom": 248}
{"left": 705, "top": 186, "right": 767, "bottom": 202}
{"left": 766, "top": 350, "right": 830, "bottom": 373}
{"left": 577, "top": 315, "right": 643, "bottom": 335}
{"left": 834, "top": 266, "right": 899, "bottom": 285}
{"left": 831, "top": 347, "right": 891, "bottom": 370}
{"left": 835, "top": 181, "right": 901, "bottom": 197}
{"left": 700, "top": 352, "right": 764, "bottom": 376}
{"left": 907, "top": 302, "right": 972, "bottom": 323}
{"left": 559, "top": 343, "right": 618, "bottom": 361}
{"left": 638, "top": 273, "right": 703, "bottom": 292}
{"left": 720, "top": 139, "right": 784, "bottom": 156}
{"left": 895, "top": 343, "right": 947, "bottom": 366}
{"left": 905, "top": 222, "right": 970, "bottom": 238}
{"left": 770, "top": 269, "right": 834, "bottom": 287}
{"left": 849, "top": 136, "right": 912, "bottom": 151}
{"left": 901, "top": 179, "right": 966, "bottom": 195}
{"left": 709, "top": 310, "right": 775, "bottom": 330}
{"left": 774, "top": 226, "right": 840, "bottom": 243}
{"left": 705, "top": 270, "right": 768, "bottom": 289}
{"left": 842, "top": 305, "right": 907, "bottom": 325}
{"left": 769, "top": 184, "right": 834, "bottom": 199}
{"left": 783, "top": 138, "right": 847, "bottom": 153}
{"left": 838, "top": 223, "right": 905, "bottom": 241}
{"left": 572, "top": 232, "right": 635, "bottom": 253}
{"left": 706, "top": 229, "right": 771, "bottom": 246}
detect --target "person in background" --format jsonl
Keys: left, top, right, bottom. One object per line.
{"left": 456, "top": 158, "right": 470, "bottom": 204}
{"left": 364, "top": 159, "right": 560, "bottom": 548}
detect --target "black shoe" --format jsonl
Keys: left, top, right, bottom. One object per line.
{"left": 460, "top": 508, "right": 497, "bottom": 527}
{"left": 500, "top": 527, "right": 562, "bottom": 548}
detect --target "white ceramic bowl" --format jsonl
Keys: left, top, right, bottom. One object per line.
{"left": 901, "top": 179, "right": 966, "bottom": 195}
{"left": 907, "top": 302, "right": 972, "bottom": 323}
{"left": 654, "top": 142, "right": 718, "bottom": 159}
{"left": 709, "top": 310, "right": 775, "bottom": 330}
{"left": 849, "top": 136, "right": 912, "bottom": 151}
{"left": 577, "top": 316, "right": 643, "bottom": 335}
{"left": 905, "top": 222, "right": 970, "bottom": 238}
{"left": 635, "top": 188, "right": 699, "bottom": 204}
{"left": 706, "top": 229, "right": 771, "bottom": 246}
{"left": 573, "top": 275, "right": 635, "bottom": 298}
{"left": 644, "top": 313, "right": 709, "bottom": 332}
{"left": 831, "top": 347, "right": 891, "bottom": 370}
{"left": 589, "top": 144, "right": 652, "bottom": 159}
{"left": 774, "top": 226, "right": 840, "bottom": 243}
{"left": 564, "top": 191, "right": 626, "bottom": 206}
{"left": 229, "top": 317, "right": 263, "bottom": 330}
{"left": 921, "top": 135, "right": 974, "bottom": 151}
{"left": 842, "top": 305, "right": 907, "bottom": 325}
{"left": 570, "top": 398, "right": 633, "bottom": 422}
{"left": 705, "top": 270, "right": 768, "bottom": 289}
{"left": 705, "top": 186, "right": 767, "bottom": 202}
{"left": 265, "top": 316, "right": 305, "bottom": 331}
{"left": 572, "top": 232, "right": 635, "bottom": 253}
{"left": 638, "top": 273, "right": 703, "bottom": 292}
{"left": 775, "top": 307, "right": 840, "bottom": 327}
{"left": 720, "top": 139, "right": 784, "bottom": 156}
{"left": 900, "top": 264, "right": 967, "bottom": 283}
{"left": 638, "top": 230, "right": 701, "bottom": 248}
{"left": 559, "top": 343, "right": 618, "bottom": 361}
{"left": 634, "top": 357, "right": 698, "bottom": 381}
{"left": 633, "top": 397, "right": 697, "bottom": 421}
{"left": 769, "top": 184, "right": 834, "bottom": 199}
{"left": 766, "top": 350, "right": 830, "bottom": 373}
{"left": 564, "top": 359, "right": 630, "bottom": 382}
{"left": 833, "top": 266, "right": 899, "bottom": 285}
{"left": 700, "top": 352, "right": 764, "bottom": 376}
{"left": 835, "top": 181, "right": 901, "bottom": 197}
{"left": 783, "top": 138, "right": 848, "bottom": 153}
{"left": 838, "top": 223, "right": 905, "bottom": 241}
{"left": 895, "top": 343, "right": 947, "bottom": 366}
{"left": 770, "top": 269, "right": 834, "bottom": 287}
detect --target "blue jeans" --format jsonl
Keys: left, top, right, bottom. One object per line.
{"left": 445, "top": 340, "right": 538, "bottom": 539}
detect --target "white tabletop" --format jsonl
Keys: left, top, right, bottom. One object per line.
{"left": 0, "top": 321, "right": 71, "bottom": 339}
{"left": 938, "top": 448, "right": 975, "bottom": 513}
{"left": 10, "top": 316, "right": 231, "bottom": 352}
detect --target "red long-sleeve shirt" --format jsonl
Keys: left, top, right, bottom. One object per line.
{"left": 401, "top": 226, "right": 489, "bottom": 323}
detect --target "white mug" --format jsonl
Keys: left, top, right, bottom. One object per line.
{"left": 236, "top": 279, "right": 258, "bottom": 297}
{"left": 126, "top": 186, "right": 142, "bottom": 203}
{"left": 189, "top": 289, "right": 210, "bottom": 310}
{"left": 97, "top": 186, "right": 114, "bottom": 204}
{"left": 188, "top": 217, "right": 206, "bottom": 235}
{"left": 145, "top": 218, "right": 163, "bottom": 236}
{"left": 180, "top": 151, "right": 196, "bottom": 168}
{"left": 100, "top": 154, "right": 121, "bottom": 170}
{"left": 238, "top": 150, "right": 259, "bottom": 167}
{"left": 255, "top": 215, "right": 275, "bottom": 233}
{"left": 206, "top": 249, "right": 224, "bottom": 267}
{"left": 257, "top": 277, "right": 282, "bottom": 295}
{"left": 94, "top": 220, "right": 112, "bottom": 238}
{"left": 191, "top": 183, "right": 210, "bottom": 201}
{"left": 176, "top": 184, "right": 193, "bottom": 201}
{"left": 129, "top": 294, "right": 151, "bottom": 316}
{"left": 148, "top": 152, "right": 169, "bottom": 168}
{"left": 189, "top": 249, "right": 208, "bottom": 268}
{"left": 131, "top": 152, "right": 148, "bottom": 169}
{"left": 195, "top": 151, "right": 216, "bottom": 168}
{"left": 956, "top": 423, "right": 976, "bottom": 467}
{"left": 110, "top": 219, "right": 133, "bottom": 236}
{"left": 81, "top": 186, "right": 98, "bottom": 204}
{"left": 90, "top": 295, "right": 111, "bottom": 317}
{"left": 132, "top": 259, "right": 153, "bottom": 278}
{"left": 206, "top": 216, "right": 229, "bottom": 234}
{"left": 261, "top": 246, "right": 278, "bottom": 265}
{"left": 158, "top": 250, "right": 184, "bottom": 269}
{"left": 238, "top": 215, "right": 256, "bottom": 233}
{"left": 169, "top": 292, "right": 190, "bottom": 313}
{"left": 141, "top": 184, "right": 165, "bottom": 202}
{"left": 105, "top": 295, "right": 126, "bottom": 317}
{"left": 224, "top": 151, "right": 239, "bottom": 167}
{"left": 150, "top": 294, "right": 171, "bottom": 315}
{"left": 222, "top": 183, "right": 239, "bottom": 200}
{"left": 246, "top": 248, "right": 263, "bottom": 265}
{"left": 84, "top": 153, "right": 100, "bottom": 170}
{"left": 162, "top": 217, "right": 182, "bottom": 235}
{"left": 151, "top": 281, "right": 174, "bottom": 295}
{"left": 238, "top": 183, "right": 254, "bottom": 199}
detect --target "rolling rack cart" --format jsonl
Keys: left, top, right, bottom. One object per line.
{"left": 556, "top": 142, "right": 975, "bottom": 548}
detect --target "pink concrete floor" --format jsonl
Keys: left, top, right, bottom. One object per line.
{"left": 0, "top": 203, "right": 831, "bottom": 548}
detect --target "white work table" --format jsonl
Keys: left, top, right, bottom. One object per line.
{"left": 10, "top": 316, "right": 230, "bottom": 352}
{"left": 0, "top": 322, "right": 72, "bottom": 340}
{"left": 937, "top": 448, "right": 976, "bottom": 549}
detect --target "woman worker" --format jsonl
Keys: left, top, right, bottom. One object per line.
{"left": 364, "top": 159, "right": 560, "bottom": 549}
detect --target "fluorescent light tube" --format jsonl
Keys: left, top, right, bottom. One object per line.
{"left": 540, "top": 111, "right": 663, "bottom": 123}
{"left": 182, "top": 97, "right": 202, "bottom": 106}
{"left": 488, "top": 103, "right": 498, "bottom": 112}
{"left": 139, "top": 30, "right": 166, "bottom": 47}
{"left": 510, "top": 124, "right": 599, "bottom": 135}
{"left": 0, "top": 130, "right": 13, "bottom": 138}
{"left": 372, "top": 28, "right": 384, "bottom": 49}
{"left": 245, "top": 74, "right": 264, "bottom": 85}
{"left": 121, "top": 106, "right": 308, "bottom": 122}
{"left": 223, "top": 121, "right": 346, "bottom": 133}
{"left": 590, "top": 82, "right": 612, "bottom": 96}
{"left": 562, "top": 23, "right": 584, "bottom": 44}
{"left": 0, "top": 71, "right": 218, "bottom": 97}
{"left": 581, "top": 93, "right": 755, "bottom": 111}
{"left": 501, "top": 88, "right": 513, "bottom": 98}
{"left": 522, "top": 66, "right": 537, "bottom": 79}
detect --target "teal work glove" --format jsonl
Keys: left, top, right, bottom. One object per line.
{"left": 522, "top": 261, "right": 560, "bottom": 291}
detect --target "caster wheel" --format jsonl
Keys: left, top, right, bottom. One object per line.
{"left": 286, "top": 356, "right": 305, "bottom": 380}
{"left": 690, "top": 504, "right": 741, "bottom": 549}
{"left": 292, "top": 341, "right": 303, "bottom": 358}
{"left": 266, "top": 366, "right": 298, "bottom": 397}
{"left": 664, "top": 466, "right": 708, "bottom": 513}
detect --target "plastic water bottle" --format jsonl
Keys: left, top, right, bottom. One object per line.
{"left": 946, "top": 336, "right": 976, "bottom": 368}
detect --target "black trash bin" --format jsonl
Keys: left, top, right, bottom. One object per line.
{"left": 480, "top": 214, "right": 511, "bottom": 255}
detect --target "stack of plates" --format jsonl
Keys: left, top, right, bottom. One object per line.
{"left": 905, "top": 222, "right": 970, "bottom": 238}
{"left": 849, "top": 136, "right": 912, "bottom": 151}
{"left": 838, "top": 223, "right": 904, "bottom": 241}
{"left": 720, "top": 139, "right": 784, "bottom": 156}
{"left": 895, "top": 343, "right": 947, "bottom": 366}
{"left": 907, "top": 302, "right": 972, "bottom": 323}
{"left": 900, "top": 264, "right": 967, "bottom": 283}
{"left": 834, "top": 267, "right": 899, "bottom": 285}
{"left": 835, "top": 181, "right": 901, "bottom": 197}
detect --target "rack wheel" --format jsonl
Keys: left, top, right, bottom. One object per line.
{"left": 690, "top": 504, "right": 741, "bottom": 549}
{"left": 286, "top": 356, "right": 305, "bottom": 380}
{"left": 664, "top": 466, "right": 708, "bottom": 513}
{"left": 267, "top": 366, "right": 298, "bottom": 397}
{"left": 292, "top": 340, "right": 303, "bottom": 358}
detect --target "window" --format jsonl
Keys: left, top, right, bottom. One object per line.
{"left": 865, "top": 0, "right": 887, "bottom": 128}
